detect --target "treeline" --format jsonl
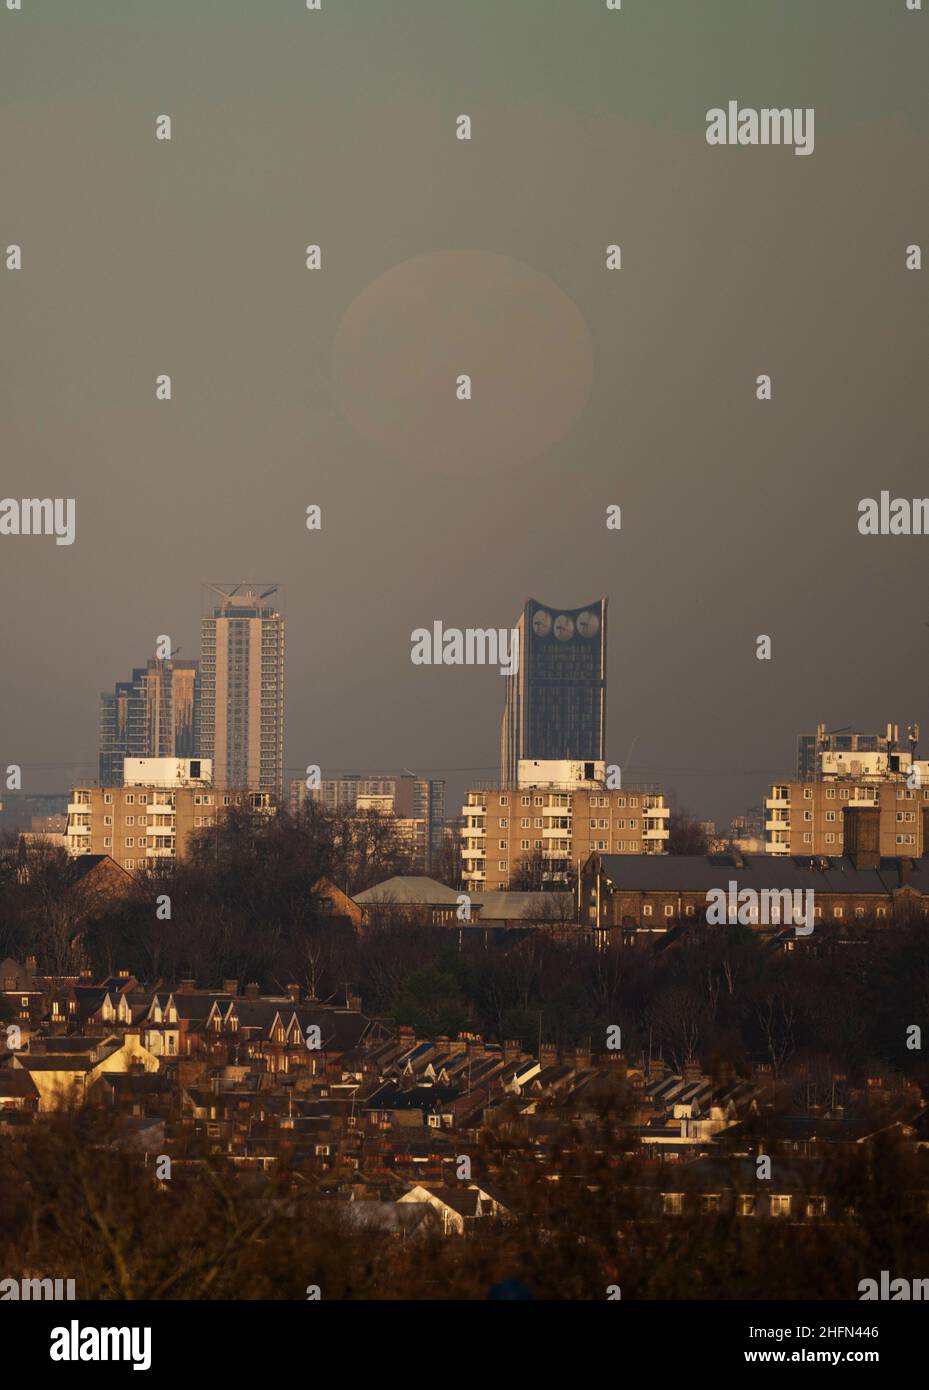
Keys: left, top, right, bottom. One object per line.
{"left": 1, "top": 808, "right": 929, "bottom": 1087}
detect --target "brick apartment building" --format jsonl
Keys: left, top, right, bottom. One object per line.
{"left": 66, "top": 759, "right": 273, "bottom": 872}
{"left": 462, "top": 760, "right": 669, "bottom": 893}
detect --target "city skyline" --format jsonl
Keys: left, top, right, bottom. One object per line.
{"left": 3, "top": 2, "right": 928, "bottom": 830}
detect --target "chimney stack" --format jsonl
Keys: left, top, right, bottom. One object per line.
{"left": 843, "top": 806, "right": 880, "bottom": 870}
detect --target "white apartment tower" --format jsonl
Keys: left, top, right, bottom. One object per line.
{"left": 197, "top": 585, "right": 285, "bottom": 797}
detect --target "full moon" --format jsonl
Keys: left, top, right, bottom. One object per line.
{"left": 331, "top": 250, "right": 594, "bottom": 475}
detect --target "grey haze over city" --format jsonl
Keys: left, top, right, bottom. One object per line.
{"left": 2, "top": 0, "right": 928, "bottom": 826}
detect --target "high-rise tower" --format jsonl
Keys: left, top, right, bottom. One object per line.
{"left": 198, "top": 584, "right": 285, "bottom": 796}
{"left": 99, "top": 657, "right": 199, "bottom": 785}
{"left": 500, "top": 597, "right": 607, "bottom": 785}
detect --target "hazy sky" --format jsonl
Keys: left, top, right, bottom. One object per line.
{"left": 1, "top": 0, "right": 927, "bottom": 825}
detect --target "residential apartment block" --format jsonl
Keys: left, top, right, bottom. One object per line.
{"left": 99, "top": 657, "right": 199, "bottom": 785}
{"left": 66, "top": 759, "right": 273, "bottom": 871}
{"left": 198, "top": 586, "right": 285, "bottom": 797}
{"left": 765, "top": 779, "right": 929, "bottom": 857}
{"left": 461, "top": 761, "right": 669, "bottom": 893}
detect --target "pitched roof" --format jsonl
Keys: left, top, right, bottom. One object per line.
{"left": 69, "top": 854, "right": 133, "bottom": 885}
{"left": 593, "top": 852, "right": 922, "bottom": 894}
{"left": 354, "top": 877, "right": 462, "bottom": 906}
{"left": 472, "top": 892, "right": 575, "bottom": 921}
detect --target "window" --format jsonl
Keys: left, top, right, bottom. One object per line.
{"left": 700, "top": 1194, "right": 720, "bottom": 1214}
{"left": 663, "top": 1193, "right": 683, "bottom": 1215}
{"left": 825, "top": 788, "right": 835, "bottom": 800}
{"left": 521, "top": 818, "right": 530, "bottom": 828}
{"left": 534, "top": 840, "right": 542, "bottom": 849}
{"left": 124, "top": 859, "right": 134, "bottom": 869}
{"left": 770, "top": 1195, "right": 791, "bottom": 1216}
{"left": 104, "top": 793, "right": 112, "bottom": 804}
{"left": 615, "top": 796, "right": 626, "bottom": 807}
{"left": 499, "top": 818, "right": 508, "bottom": 829}
{"left": 103, "top": 837, "right": 112, "bottom": 847}
{"left": 803, "top": 788, "right": 813, "bottom": 800}
{"left": 521, "top": 840, "right": 530, "bottom": 850}
{"left": 643, "top": 904, "right": 653, "bottom": 917}
{"left": 139, "top": 794, "right": 148, "bottom": 804}
{"left": 534, "top": 818, "right": 543, "bottom": 828}
{"left": 803, "top": 811, "right": 812, "bottom": 822}
{"left": 803, "top": 832, "right": 812, "bottom": 844}
{"left": 534, "top": 797, "right": 543, "bottom": 807}
{"left": 833, "top": 906, "right": 844, "bottom": 918}
{"left": 498, "top": 861, "right": 507, "bottom": 872}
{"left": 104, "top": 815, "right": 112, "bottom": 826}
{"left": 125, "top": 837, "right": 134, "bottom": 847}
{"left": 826, "top": 811, "right": 836, "bottom": 822}
{"left": 499, "top": 796, "right": 508, "bottom": 806}
{"left": 125, "top": 794, "right": 134, "bottom": 804}
{"left": 738, "top": 1194, "right": 756, "bottom": 1216}
{"left": 806, "top": 1197, "right": 826, "bottom": 1218}
{"left": 126, "top": 816, "right": 135, "bottom": 826}
{"left": 521, "top": 796, "right": 530, "bottom": 806}
{"left": 840, "top": 789, "right": 849, "bottom": 800}
{"left": 826, "top": 833, "right": 835, "bottom": 844}
{"left": 664, "top": 905, "right": 674, "bottom": 918}
{"left": 498, "top": 840, "right": 507, "bottom": 850}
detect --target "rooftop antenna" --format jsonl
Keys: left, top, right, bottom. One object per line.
{"left": 622, "top": 733, "right": 639, "bottom": 776}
